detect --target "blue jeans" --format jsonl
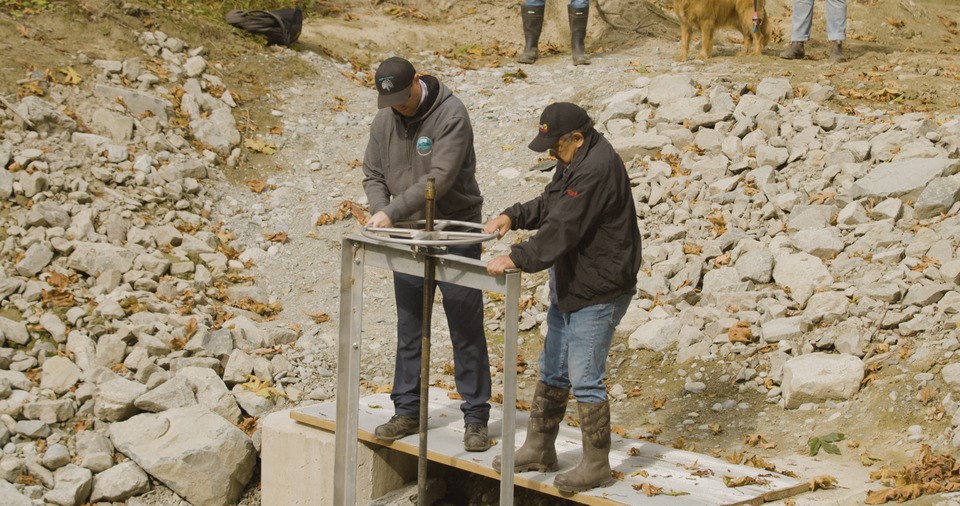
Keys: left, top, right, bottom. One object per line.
{"left": 392, "top": 243, "right": 491, "bottom": 424}
{"left": 539, "top": 292, "right": 632, "bottom": 403}
{"left": 524, "top": 0, "right": 590, "bottom": 9}
{"left": 791, "top": 0, "right": 846, "bottom": 41}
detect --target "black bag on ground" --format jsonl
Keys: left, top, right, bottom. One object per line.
{"left": 224, "top": 7, "right": 303, "bottom": 46}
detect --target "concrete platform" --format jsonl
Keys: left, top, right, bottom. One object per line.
{"left": 286, "top": 387, "right": 809, "bottom": 505}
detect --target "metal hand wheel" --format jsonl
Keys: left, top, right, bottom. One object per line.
{"left": 361, "top": 219, "right": 497, "bottom": 246}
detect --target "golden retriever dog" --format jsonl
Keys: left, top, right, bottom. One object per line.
{"left": 674, "top": 0, "right": 770, "bottom": 61}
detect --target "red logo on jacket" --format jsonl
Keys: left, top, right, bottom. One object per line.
{"left": 566, "top": 189, "right": 579, "bottom": 197}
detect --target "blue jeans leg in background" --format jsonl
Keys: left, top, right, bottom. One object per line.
{"left": 538, "top": 292, "right": 632, "bottom": 404}
{"left": 791, "top": 0, "right": 846, "bottom": 42}
{"left": 523, "top": 0, "right": 590, "bottom": 9}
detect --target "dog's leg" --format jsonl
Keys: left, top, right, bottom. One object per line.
{"left": 699, "top": 21, "right": 714, "bottom": 59}
{"left": 678, "top": 21, "right": 692, "bottom": 61}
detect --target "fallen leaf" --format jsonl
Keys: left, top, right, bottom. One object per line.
{"left": 447, "top": 391, "right": 463, "bottom": 400}
{"left": 16, "top": 24, "right": 29, "bottom": 37}
{"left": 809, "top": 475, "right": 838, "bottom": 491}
{"left": 59, "top": 67, "right": 82, "bottom": 85}
{"left": 305, "top": 312, "right": 330, "bottom": 324}
{"left": 244, "top": 137, "right": 277, "bottom": 155}
{"left": 728, "top": 321, "right": 754, "bottom": 343}
{"left": 885, "top": 17, "right": 905, "bottom": 28}
{"left": 632, "top": 482, "right": 663, "bottom": 496}
{"left": 682, "top": 243, "right": 702, "bottom": 255}
{"left": 723, "top": 475, "right": 768, "bottom": 487}
{"left": 652, "top": 395, "right": 666, "bottom": 411}
{"left": 861, "top": 452, "right": 882, "bottom": 467}
{"left": 246, "top": 179, "right": 267, "bottom": 193}
{"left": 630, "top": 469, "right": 649, "bottom": 477}
{"left": 264, "top": 231, "right": 288, "bottom": 243}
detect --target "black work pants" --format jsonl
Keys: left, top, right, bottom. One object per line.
{"left": 391, "top": 243, "right": 491, "bottom": 424}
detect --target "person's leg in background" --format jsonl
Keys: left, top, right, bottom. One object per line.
{"left": 780, "top": 0, "right": 813, "bottom": 59}
{"left": 518, "top": 0, "right": 545, "bottom": 64}
{"left": 568, "top": 0, "right": 590, "bottom": 65}
{"left": 826, "top": 0, "right": 847, "bottom": 61}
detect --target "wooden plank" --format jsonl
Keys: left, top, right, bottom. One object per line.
{"left": 292, "top": 388, "right": 809, "bottom": 506}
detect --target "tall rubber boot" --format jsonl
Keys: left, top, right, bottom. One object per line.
{"left": 554, "top": 401, "right": 615, "bottom": 493}
{"left": 517, "top": 5, "right": 544, "bottom": 64}
{"left": 568, "top": 5, "right": 590, "bottom": 65}
{"left": 492, "top": 381, "right": 568, "bottom": 473}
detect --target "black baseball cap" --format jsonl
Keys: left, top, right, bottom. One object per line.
{"left": 528, "top": 102, "right": 593, "bottom": 152}
{"left": 375, "top": 57, "right": 416, "bottom": 109}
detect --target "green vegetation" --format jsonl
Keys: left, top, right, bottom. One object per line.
{"left": 0, "top": 0, "right": 55, "bottom": 16}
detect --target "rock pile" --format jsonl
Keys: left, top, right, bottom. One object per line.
{"left": 588, "top": 74, "right": 960, "bottom": 445}
{"left": 0, "top": 31, "right": 296, "bottom": 505}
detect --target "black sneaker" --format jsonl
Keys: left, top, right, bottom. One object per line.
{"left": 374, "top": 415, "right": 419, "bottom": 441}
{"left": 463, "top": 422, "right": 490, "bottom": 452}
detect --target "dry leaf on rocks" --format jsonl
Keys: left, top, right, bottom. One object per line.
{"left": 447, "top": 391, "right": 463, "bottom": 400}
{"left": 633, "top": 482, "right": 663, "bottom": 496}
{"left": 246, "top": 179, "right": 267, "bottom": 193}
{"left": 244, "top": 138, "right": 276, "bottom": 155}
{"left": 728, "top": 321, "right": 754, "bottom": 343}
{"left": 264, "top": 232, "right": 288, "bottom": 243}
{"left": 885, "top": 17, "right": 905, "bottom": 28}
{"left": 809, "top": 475, "right": 838, "bottom": 491}
{"left": 305, "top": 312, "right": 330, "bottom": 324}
{"left": 723, "top": 475, "right": 769, "bottom": 487}
{"left": 315, "top": 200, "right": 369, "bottom": 226}
{"left": 745, "top": 433, "right": 777, "bottom": 449}
{"left": 652, "top": 395, "right": 666, "bottom": 411}
{"left": 864, "top": 444, "right": 960, "bottom": 504}
{"left": 241, "top": 375, "right": 286, "bottom": 401}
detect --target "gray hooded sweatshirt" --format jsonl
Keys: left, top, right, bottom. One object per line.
{"left": 362, "top": 75, "right": 483, "bottom": 224}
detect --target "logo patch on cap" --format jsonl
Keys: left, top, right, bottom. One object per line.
{"left": 378, "top": 77, "right": 394, "bottom": 92}
{"left": 539, "top": 123, "right": 549, "bottom": 134}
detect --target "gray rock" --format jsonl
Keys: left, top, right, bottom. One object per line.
{"left": 158, "top": 158, "right": 207, "bottom": 182}
{"left": 30, "top": 201, "right": 71, "bottom": 228}
{"left": 943, "top": 363, "right": 960, "bottom": 390}
{"left": 0, "top": 317, "right": 28, "bottom": 346}
{"left": 803, "top": 291, "right": 849, "bottom": 324}
{"left": 95, "top": 378, "right": 147, "bottom": 422}
{"left": 656, "top": 96, "right": 709, "bottom": 124}
{"left": 792, "top": 228, "right": 844, "bottom": 259}
{"left": 20, "top": 171, "right": 48, "bottom": 197}
{"left": 756, "top": 145, "right": 789, "bottom": 169}
{"left": 610, "top": 132, "right": 671, "bottom": 160}
{"left": 772, "top": 252, "right": 833, "bottom": 306}
{"left": 628, "top": 317, "right": 681, "bottom": 351}
{"left": 232, "top": 389, "right": 274, "bottom": 418}
{"left": 646, "top": 74, "right": 696, "bottom": 106}
{"left": 67, "top": 331, "right": 97, "bottom": 372}
{"left": 109, "top": 405, "right": 256, "bottom": 506}
{"left": 851, "top": 158, "right": 960, "bottom": 201}
{"left": 701, "top": 267, "right": 749, "bottom": 296}
{"left": 39, "top": 313, "right": 66, "bottom": 343}
{"left": 223, "top": 350, "right": 254, "bottom": 385}
{"left": 177, "top": 367, "right": 242, "bottom": 422}
{"left": 734, "top": 94, "right": 777, "bottom": 119}
{"left": 17, "top": 420, "right": 50, "bottom": 439}
{"left": 134, "top": 376, "right": 198, "bottom": 412}
{"left": 13, "top": 96, "right": 78, "bottom": 133}
{"left": 76, "top": 431, "right": 114, "bottom": 473}
{"left": 837, "top": 201, "right": 869, "bottom": 226}
{"left": 41, "top": 443, "right": 71, "bottom": 470}
{"left": 914, "top": 176, "right": 960, "bottom": 219}
{"left": 761, "top": 316, "right": 811, "bottom": 343}
{"left": 735, "top": 248, "right": 774, "bottom": 283}
{"left": 191, "top": 108, "right": 239, "bottom": 155}
{"left": 782, "top": 353, "right": 864, "bottom": 409}
{"left": 14, "top": 243, "right": 53, "bottom": 277}
{"left": 0, "top": 170, "right": 12, "bottom": 199}
{"left": 903, "top": 283, "right": 951, "bottom": 306}
{"left": 93, "top": 84, "right": 171, "bottom": 121}
{"left": 67, "top": 243, "right": 135, "bottom": 276}
{"left": 22, "top": 400, "right": 75, "bottom": 424}
{"left": 0, "top": 479, "right": 31, "bottom": 506}
{"left": 41, "top": 356, "right": 82, "bottom": 395}
{"left": 89, "top": 461, "right": 150, "bottom": 502}
{"left": 756, "top": 78, "right": 793, "bottom": 102}
{"left": 91, "top": 109, "right": 134, "bottom": 142}
{"left": 43, "top": 464, "right": 92, "bottom": 506}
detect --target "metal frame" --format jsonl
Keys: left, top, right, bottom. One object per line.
{"left": 334, "top": 234, "right": 521, "bottom": 506}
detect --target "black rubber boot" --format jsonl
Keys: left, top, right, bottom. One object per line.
{"left": 554, "top": 401, "right": 615, "bottom": 493}
{"left": 518, "top": 5, "right": 544, "bottom": 64}
{"left": 568, "top": 5, "right": 590, "bottom": 65}
{"left": 492, "top": 381, "right": 568, "bottom": 473}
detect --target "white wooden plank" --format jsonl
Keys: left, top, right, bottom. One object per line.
{"left": 292, "top": 388, "right": 808, "bottom": 506}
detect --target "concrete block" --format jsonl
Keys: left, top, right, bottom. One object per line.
{"left": 261, "top": 409, "right": 415, "bottom": 505}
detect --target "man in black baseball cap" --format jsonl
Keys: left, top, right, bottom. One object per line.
{"left": 484, "top": 102, "right": 641, "bottom": 494}
{"left": 362, "top": 57, "right": 492, "bottom": 452}
{"left": 527, "top": 102, "right": 593, "bottom": 155}
{"left": 375, "top": 56, "right": 417, "bottom": 109}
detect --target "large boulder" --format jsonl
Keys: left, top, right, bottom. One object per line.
{"left": 782, "top": 353, "right": 864, "bottom": 409}
{"left": 850, "top": 158, "right": 960, "bottom": 201}
{"left": 109, "top": 405, "right": 256, "bottom": 506}
{"left": 772, "top": 252, "right": 833, "bottom": 306}
{"left": 67, "top": 243, "right": 135, "bottom": 276}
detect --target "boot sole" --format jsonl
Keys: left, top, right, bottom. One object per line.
{"left": 556, "top": 477, "right": 616, "bottom": 494}
{"left": 374, "top": 429, "right": 419, "bottom": 441}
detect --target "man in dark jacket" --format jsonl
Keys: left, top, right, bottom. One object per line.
{"left": 485, "top": 102, "right": 641, "bottom": 492}
{"left": 362, "top": 56, "right": 491, "bottom": 452}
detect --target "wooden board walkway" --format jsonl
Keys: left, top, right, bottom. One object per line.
{"left": 291, "top": 388, "right": 808, "bottom": 506}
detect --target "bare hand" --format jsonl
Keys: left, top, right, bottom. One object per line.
{"left": 366, "top": 211, "right": 392, "bottom": 229}
{"left": 483, "top": 214, "right": 512, "bottom": 239}
{"left": 487, "top": 255, "right": 516, "bottom": 275}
